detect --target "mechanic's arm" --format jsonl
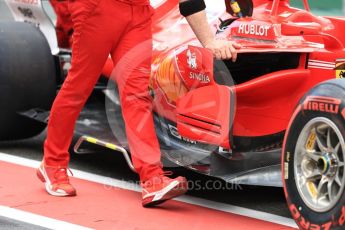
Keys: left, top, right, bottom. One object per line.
{"left": 179, "top": 0, "right": 240, "bottom": 61}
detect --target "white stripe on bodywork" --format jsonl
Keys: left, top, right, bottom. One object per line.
{"left": 308, "top": 61, "right": 335, "bottom": 69}
{"left": 308, "top": 63, "right": 334, "bottom": 68}
{"left": 309, "top": 60, "right": 335, "bottom": 65}
{"left": 308, "top": 66, "right": 334, "bottom": 70}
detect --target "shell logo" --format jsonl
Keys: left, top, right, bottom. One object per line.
{"left": 335, "top": 59, "right": 345, "bottom": 79}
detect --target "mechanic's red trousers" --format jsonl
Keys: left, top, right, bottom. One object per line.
{"left": 49, "top": 0, "right": 73, "bottom": 48}
{"left": 44, "top": 0, "right": 164, "bottom": 182}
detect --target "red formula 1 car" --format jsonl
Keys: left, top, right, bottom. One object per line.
{"left": 1, "top": 0, "right": 345, "bottom": 228}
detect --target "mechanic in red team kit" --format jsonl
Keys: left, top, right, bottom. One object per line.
{"left": 37, "top": 0, "right": 239, "bottom": 206}
{"left": 49, "top": 0, "right": 73, "bottom": 48}
{"left": 179, "top": 0, "right": 241, "bottom": 61}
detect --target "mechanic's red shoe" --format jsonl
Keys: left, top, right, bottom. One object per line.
{"left": 142, "top": 172, "right": 188, "bottom": 207}
{"left": 36, "top": 163, "right": 76, "bottom": 197}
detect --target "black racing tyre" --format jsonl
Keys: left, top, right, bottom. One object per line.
{"left": 282, "top": 79, "right": 345, "bottom": 230}
{"left": 0, "top": 22, "right": 56, "bottom": 140}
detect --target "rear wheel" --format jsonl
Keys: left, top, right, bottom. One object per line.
{"left": 283, "top": 79, "right": 345, "bottom": 229}
{"left": 0, "top": 22, "right": 57, "bottom": 140}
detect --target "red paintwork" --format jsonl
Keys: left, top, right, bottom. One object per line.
{"left": 176, "top": 85, "right": 231, "bottom": 149}
{"left": 98, "top": 1, "right": 344, "bottom": 147}
{"left": 234, "top": 69, "right": 310, "bottom": 136}
{"left": 146, "top": 0, "right": 345, "bottom": 148}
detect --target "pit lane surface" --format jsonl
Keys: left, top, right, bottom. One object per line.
{"left": 0, "top": 132, "right": 297, "bottom": 229}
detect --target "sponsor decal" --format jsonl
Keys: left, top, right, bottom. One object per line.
{"left": 284, "top": 162, "right": 289, "bottom": 179}
{"left": 286, "top": 152, "right": 290, "bottom": 162}
{"left": 168, "top": 124, "right": 196, "bottom": 144}
{"left": 17, "top": 6, "right": 36, "bottom": 19}
{"left": 335, "top": 59, "right": 345, "bottom": 79}
{"left": 176, "top": 46, "right": 213, "bottom": 88}
{"left": 238, "top": 23, "right": 271, "bottom": 37}
{"left": 303, "top": 96, "right": 341, "bottom": 114}
{"left": 289, "top": 204, "right": 333, "bottom": 230}
{"left": 187, "top": 49, "right": 197, "bottom": 70}
{"left": 189, "top": 72, "right": 210, "bottom": 83}
{"left": 13, "top": 0, "right": 38, "bottom": 5}
{"left": 185, "top": 48, "right": 211, "bottom": 83}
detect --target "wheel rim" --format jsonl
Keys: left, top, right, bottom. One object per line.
{"left": 294, "top": 117, "right": 345, "bottom": 212}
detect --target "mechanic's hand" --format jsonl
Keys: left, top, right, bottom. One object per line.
{"left": 204, "top": 39, "right": 241, "bottom": 62}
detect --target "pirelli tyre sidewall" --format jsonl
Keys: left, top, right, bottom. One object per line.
{"left": 283, "top": 79, "right": 345, "bottom": 230}
{"left": 0, "top": 22, "right": 56, "bottom": 140}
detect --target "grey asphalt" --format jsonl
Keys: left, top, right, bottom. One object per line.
{"left": 0, "top": 1, "right": 12, "bottom": 21}
{"left": 0, "top": 216, "right": 48, "bottom": 230}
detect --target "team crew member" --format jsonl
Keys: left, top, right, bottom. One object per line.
{"left": 179, "top": 0, "right": 241, "bottom": 61}
{"left": 49, "top": 0, "right": 73, "bottom": 48}
{"left": 37, "top": 0, "right": 188, "bottom": 207}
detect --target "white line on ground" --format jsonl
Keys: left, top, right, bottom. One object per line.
{"left": 0, "top": 205, "right": 93, "bottom": 230}
{"left": 0, "top": 152, "right": 298, "bottom": 229}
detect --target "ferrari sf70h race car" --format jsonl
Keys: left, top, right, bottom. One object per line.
{"left": 0, "top": 0, "right": 345, "bottom": 229}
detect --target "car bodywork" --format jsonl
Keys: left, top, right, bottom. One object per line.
{"left": 149, "top": 0, "right": 345, "bottom": 187}
{"left": 5, "top": 0, "right": 345, "bottom": 187}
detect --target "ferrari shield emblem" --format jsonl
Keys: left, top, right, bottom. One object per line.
{"left": 335, "top": 59, "right": 345, "bottom": 79}
{"left": 187, "top": 49, "right": 197, "bottom": 70}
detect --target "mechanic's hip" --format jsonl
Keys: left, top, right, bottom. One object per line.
{"left": 67, "top": 0, "right": 153, "bottom": 21}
